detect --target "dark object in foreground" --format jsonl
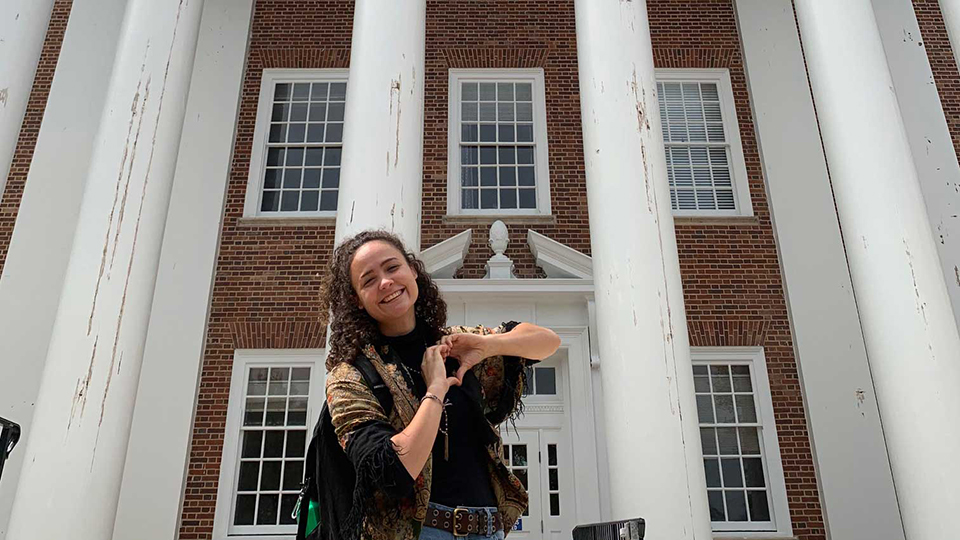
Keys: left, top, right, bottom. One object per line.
{"left": 0, "top": 417, "right": 21, "bottom": 484}
{"left": 573, "top": 517, "right": 645, "bottom": 540}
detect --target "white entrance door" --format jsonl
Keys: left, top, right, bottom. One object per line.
{"left": 500, "top": 429, "right": 542, "bottom": 540}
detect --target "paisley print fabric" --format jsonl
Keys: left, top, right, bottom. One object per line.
{"left": 325, "top": 322, "right": 532, "bottom": 540}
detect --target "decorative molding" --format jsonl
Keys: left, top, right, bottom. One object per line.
{"left": 436, "top": 278, "right": 594, "bottom": 295}
{"left": 441, "top": 48, "right": 550, "bottom": 69}
{"left": 527, "top": 229, "right": 593, "bottom": 279}
{"left": 421, "top": 228, "right": 472, "bottom": 278}
{"left": 251, "top": 48, "right": 351, "bottom": 69}
{"left": 229, "top": 322, "right": 325, "bottom": 349}
{"left": 524, "top": 404, "right": 564, "bottom": 414}
{"left": 485, "top": 220, "right": 515, "bottom": 279}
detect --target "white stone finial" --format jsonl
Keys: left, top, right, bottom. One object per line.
{"left": 485, "top": 220, "right": 515, "bottom": 279}
{"left": 489, "top": 220, "right": 509, "bottom": 255}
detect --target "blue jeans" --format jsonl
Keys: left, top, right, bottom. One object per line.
{"left": 418, "top": 503, "right": 505, "bottom": 540}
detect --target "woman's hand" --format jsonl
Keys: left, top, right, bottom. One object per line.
{"left": 421, "top": 344, "right": 460, "bottom": 397}
{"left": 439, "top": 332, "right": 492, "bottom": 382}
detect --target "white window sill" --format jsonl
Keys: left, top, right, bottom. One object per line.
{"left": 714, "top": 534, "right": 797, "bottom": 540}
{"left": 237, "top": 215, "right": 337, "bottom": 227}
{"left": 443, "top": 213, "right": 556, "bottom": 225}
{"left": 672, "top": 215, "right": 760, "bottom": 226}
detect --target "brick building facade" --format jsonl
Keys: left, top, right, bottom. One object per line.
{"left": 2, "top": 1, "right": 959, "bottom": 540}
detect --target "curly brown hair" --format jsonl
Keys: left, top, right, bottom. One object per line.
{"left": 319, "top": 229, "right": 447, "bottom": 370}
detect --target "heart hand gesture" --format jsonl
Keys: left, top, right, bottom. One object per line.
{"left": 439, "top": 332, "right": 493, "bottom": 382}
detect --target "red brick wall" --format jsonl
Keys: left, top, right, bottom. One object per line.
{"left": 176, "top": 0, "right": 825, "bottom": 538}
{"left": 650, "top": 1, "right": 824, "bottom": 537}
{"left": 914, "top": 1, "right": 960, "bottom": 168}
{"left": 0, "top": 0, "right": 73, "bottom": 275}
{"left": 177, "top": 2, "right": 353, "bottom": 537}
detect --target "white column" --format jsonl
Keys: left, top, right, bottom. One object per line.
{"left": 795, "top": 2, "right": 960, "bottom": 538}
{"left": 0, "top": 0, "right": 56, "bottom": 195}
{"left": 5, "top": 0, "right": 205, "bottom": 538}
{"left": 574, "top": 1, "right": 711, "bottom": 537}
{"left": 334, "top": 0, "right": 425, "bottom": 249}
{"left": 938, "top": 0, "right": 960, "bottom": 74}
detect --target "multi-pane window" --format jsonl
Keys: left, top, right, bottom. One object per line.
{"left": 523, "top": 366, "right": 557, "bottom": 396}
{"left": 229, "top": 364, "right": 313, "bottom": 534}
{"left": 546, "top": 443, "right": 561, "bottom": 517}
{"left": 695, "top": 363, "right": 770, "bottom": 526}
{"left": 503, "top": 443, "right": 530, "bottom": 517}
{"left": 448, "top": 70, "right": 551, "bottom": 216}
{"left": 245, "top": 70, "right": 347, "bottom": 217}
{"left": 655, "top": 70, "right": 751, "bottom": 216}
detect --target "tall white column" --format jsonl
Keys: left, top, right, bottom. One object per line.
{"left": 574, "top": 1, "right": 711, "bottom": 537}
{"left": 0, "top": 0, "right": 56, "bottom": 195}
{"left": 334, "top": 0, "right": 425, "bottom": 249}
{"left": 937, "top": 0, "right": 960, "bottom": 74}
{"left": 795, "top": 2, "right": 960, "bottom": 538}
{"left": 5, "top": 0, "right": 205, "bottom": 538}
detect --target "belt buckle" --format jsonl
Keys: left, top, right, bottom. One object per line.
{"left": 453, "top": 508, "right": 469, "bottom": 537}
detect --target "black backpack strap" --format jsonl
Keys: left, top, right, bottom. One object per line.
{"left": 354, "top": 355, "right": 394, "bottom": 417}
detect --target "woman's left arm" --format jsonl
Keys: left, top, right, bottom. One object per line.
{"left": 442, "top": 322, "right": 560, "bottom": 382}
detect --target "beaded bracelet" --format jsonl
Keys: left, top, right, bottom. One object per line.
{"left": 420, "top": 392, "right": 443, "bottom": 406}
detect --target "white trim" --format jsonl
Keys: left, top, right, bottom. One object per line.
{"left": 527, "top": 229, "right": 593, "bottom": 279}
{"left": 243, "top": 68, "right": 349, "bottom": 219}
{"left": 447, "top": 68, "right": 552, "bottom": 217}
{"left": 690, "top": 347, "right": 792, "bottom": 538}
{"left": 212, "top": 349, "right": 326, "bottom": 540}
{"left": 436, "top": 278, "right": 594, "bottom": 296}
{"left": 420, "top": 228, "right": 472, "bottom": 278}
{"left": 655, "top": 68, "right": 754, "bottom": 217}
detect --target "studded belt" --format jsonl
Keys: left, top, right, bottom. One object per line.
{"left": 424, "top": 506, "right": 503, "bottom": 537}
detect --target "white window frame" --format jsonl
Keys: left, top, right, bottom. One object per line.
{"left": 655, "top": 69, "right": 753, "bottom": 217}
{"left": 212, "top": 349, "right": 327, "bottom": 540}
{"left": 447, "top": 68, "right": 552, "bottom": 217}
{"left": 243, "top": 69, "right": 349, "bottom": 219}
{"left": 690, "top": 347, "right": 792, "bottom": 538}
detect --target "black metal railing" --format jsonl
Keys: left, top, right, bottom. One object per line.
{"left": 0, "top": 417, "right": 21, "bottom": 484}
{"left": 573, "top": 517, "right": 645, "bottom": 540}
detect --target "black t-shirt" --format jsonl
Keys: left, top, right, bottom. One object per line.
{"left": 382, "top": 325, "right": 498, "bottom": 508}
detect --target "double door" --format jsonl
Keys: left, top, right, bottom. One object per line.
{"left": 499, "top": 428, "right": 574, "bottom": 540}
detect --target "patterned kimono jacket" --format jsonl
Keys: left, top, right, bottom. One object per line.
{"left": 324, "top": 322, "right": 532, "bottom": 540}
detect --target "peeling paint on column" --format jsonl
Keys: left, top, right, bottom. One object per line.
{"left": 390, "top": 76, "right": 402, "bottom": 167}
{"left": 69, "top": 334, "right": 99, "bottom": 431}
{"left": 0, "top": 88, "right": 8, "bottom": 107}
{"left": 110, "top": 76, "right": 152, "bottom": 272}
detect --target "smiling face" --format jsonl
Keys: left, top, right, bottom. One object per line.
{"left": 349, "top": 240, "right": 420, "bottom": 336}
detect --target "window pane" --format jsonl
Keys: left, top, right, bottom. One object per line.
{"left": 269, "top": 124, "right": 286, "bottom": 143}
{"left": 714, "top": 395, "right": 736, "bottom": 423}
{"left": 512, "top": 445, "right": 527, "bottom": 467}
{"left": 242, "top": 431, "right": 263, "bottom": 458}
{"left": 516, "top": 102, "right": 533, "bottom": 122}
{"left": 707, "top": 491, "right": 725, "bottom": 521}
{"left": 234, "top": 494, "right": 256, "bottom": 525}
{"left": 286, "top": 430, "right": 307, "bottom": 458}
{"left": 731, "top": 365, "right": 752, "bottom": 391}
{"left": 263, "top": 431, "right": 284, "bottom": 458}
{"left": 461, "top": 167, "right": 479, "bottom": 187}
{"left": 266, "top": 398, "right": 286, "bottom": 426}
{"left": 743, "top": 457, "right": 765, "bottom": 487}
{"left": 703, "top": 458, "right": 721, "bottom": 488}
{"left": 274, "top": 83, "right": 292, "bottom": 101}
{"left": 319, "top": 190, "right": 338, "bottom": 211}
{"left": 480, "top": 189, "right": 498, "bottom": 209}
{"left": 324, "top": 147, "right": 341, "bottom": 166}
{"left": 303, "top": 169, "right": 321, "bottom": 190}
{"left": 462, "top": 82, "right": 478, "bottom": 101}
{"left": 479, "top": 102, "right": 497, "bottom": 121}
{"left": 721, "top": 458, "right": 743, "bottom": 488}
{"left": 739, "top": 427, "right": 761, "bottom": 455}
{"left": 498, "top": 82, "right": 514, "bottom": 101}
{"left": 325, "top": 123, "right": 343, "bottom": 143}
{"left": 283, "top": 461, "right": 304, "bottom": 490}
{"left": 725, "top": 491, "right": 748, "bottom": 521}
{"left": 480, "top": 167, "right": 497, "bottom": 186}
{"left": 516, "top": 124, "right": 534, "bottom": 142}
{"left": 548, "top": 444, "right": 558, "bottom": 466}
{"left": 696, "top": 395, "right": 714, "bottom": 423}
{"left": 288, "top": 397, "right": 308, "bottom": 426}
{"left": 514, "top": 468, "right": 528, "bottom": 490}
{"left": 238, "top": 461, "right": 259, "bottom": 491}
{"left": 327, "top": 102, "right": 345, "bottom": 122}
{"left": 516, "top": 83, "right": 532, "bottom": 101}
{"left": 260, "top": 460, "right": 282, "bottom": 490}
{"left": 549, "top": 493, "right": 560, "bottom": 516}
{"left": 549, "top": 468, "right": 558, "bottom": 490}
{"left": 280, "top": 191, "right": 299, "bottom": 212}
{"left": 500, "top": 167, "right": 516, "bottom": 187}
{"left": 322, "top": 168, "right": 340, "bottom": 189}
{"left": 257, "top": 494, "right": 279, "bottom": 525}
{"left": 736, "top": 395, "right": 757, "bottom": 423}
{"left": 280, "top": 494, "right": 299, "bottom": 525}
{"left": 310, "top": 82, "right": 328, "bottom": 100}
{"left": 518, "top": 166, "right": 535, "bottom": 186}
{"left": 329, "top": 82, "right": 347, "bottom": 101}
{"left": 479, "top": 83, "right": 496, "bottom": 101}
{"left": 479, "top": 124, "right": 496, "bottom": 142}
{"left": 462, "top": 146, "right": 479, "bottom": 165}
{"left": 462, "top": 123, "right": 478, "bottom": 142}
{"left": 500, "top": 188, "right": 517, "bottom": 209}
{"left": 535, "top": 367, "right": 557, "bottom": 395}
{"left": 498, "top": 125, "right": 515, "bottom": 143}
{"left": 700, "top": 427, "right": 717, "bottom": 455}
{"left": 519, "top": 189, "right": 536, "bottom": 209}
{"left": 462, "top": 102, "right": 478, "bottom": 122}
{"left": 308, "top": 102, "right": 326, "bottom": 122}
{"left": 244, "top": 398, "right": 265, "bottom": 426}
{"left": 306, "top": 124, "right": 325, "bottom": 143}
{"left": 747, "top": 490, "right": 771, "bottom": 522}
{"left": 498, "top": 102, "right": 515, "bottom": 121}
{"left": 462, "top": 189, "right": 479, "bottom": 209}
{"left": 292, "top": 83, "right": 310, "bottom": 101}
{"left": 517, "top": 147, "right": 534, "bottom": 165}
{"left": 290, "top": 102, "right": 307, "bottom": 122}
{"left": 480, "top": 147, "right": 497, "bottom": 165}
{"left": 717, "top": 427, "right": 738, "bottom": 455}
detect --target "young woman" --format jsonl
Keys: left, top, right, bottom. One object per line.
{"left": 319, "top": 230, "right": 560, "bottom": 540}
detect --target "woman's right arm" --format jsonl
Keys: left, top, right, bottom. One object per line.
{"left": 389, "top": 344, "right": 460, "bottom": 479}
